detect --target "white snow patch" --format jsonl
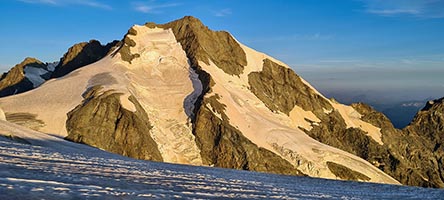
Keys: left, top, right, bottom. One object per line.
{"left": 24, "top": 66, "right": 49, "bottom": 87}
{"left": 323, "top": 108, "right": 333, "bottom": 114}
{"left": 206, "top": 103, "right": 223, "bottom": 120}
{"left": 119, "top": 93, "right": 136, "bottom": 112}
{"left": 330, "top": 102, "right": 383, "bottom": 145}
{"left": 0, "top": 107, "right": 5, "bottom": 121}
{"left": 289, "top": 106, "right": 320, "bottom": 131}
{"left": 46, "top": 62, "right": 59, "bottom": 72}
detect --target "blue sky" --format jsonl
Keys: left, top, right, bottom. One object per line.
{"left": 1, "top": 0, "right": 443, "bottom": 102}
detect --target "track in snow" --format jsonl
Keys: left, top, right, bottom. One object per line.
{"left": 0, "top": 137, "right": 442, "bottom": 199}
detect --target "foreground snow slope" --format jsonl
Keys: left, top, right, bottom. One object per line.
{"left": 0, "top": 121, "right": 442, "bottom": 199}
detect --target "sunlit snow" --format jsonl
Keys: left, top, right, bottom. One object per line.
{"left": 0, "top": 121, "right": 442, "bottom": 199}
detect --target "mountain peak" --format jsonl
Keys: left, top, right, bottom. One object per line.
{"left": 1, "top": 16, "right": 444, "bottom": 188}
{"left": 0, "top": 57, "right": 46, "bottom": 96}
{"left": 21, "top": 57, "right": 43, "bottom": 66}
{"left": 51, "top": 39, "right": 118, "bottom": 78}
{"left": 144, "top": 16, "right": 205, "bottom": 30}
{"left": 423, "top": 97, "right": 444, "bottom": 111}
{"left": 141, "top": 16, "right": 247, "bottom": 76}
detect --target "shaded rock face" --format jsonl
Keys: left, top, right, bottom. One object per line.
{"left": 65, "top": 86, "right": 162, "bottom": 161}
{"left": 402, "top": 98, "right": 444, "bottom": 187}
{"left": 248, "top": 59, "right": 332, "bottom": 116}
{"left": 194, "top": 97, "right": 304, "bottom": 176}
{"left": 326, "top": 161, "right": 370, "bottom": 181}
{"left": 113, "top": 27, "right": 140, "bottom": 64}
{"left": 0, "top": 57, "right": 47, "bottom": 97}
{"left": 350, "top": 103, "right": 444, "bottom": 187}
{"left": 51, "top": 40, "right": 118, "bottom": 78}
{"left": 146, "top": 16, "right": 247, "bottom": 76}
{"left": 406, "top": 98, "right": 444, "bottom": 145}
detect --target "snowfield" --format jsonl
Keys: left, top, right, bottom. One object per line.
{"left": 0, "top": 122, "right": 442, "bottom": 199}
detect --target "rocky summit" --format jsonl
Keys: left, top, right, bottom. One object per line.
{"left": 0, "top": 16, "right": 443, "bottom": 188}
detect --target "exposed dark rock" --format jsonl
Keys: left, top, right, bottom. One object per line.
{"left": 352, "top": 102, "right": 444, "bottom": 188}
{"left": 5, "top": 112, "right": 45, "bottom": 131}
{"left": 193, "top": 97, "right": 304, "bottom": 176}
{"left": 145, "top": 16, "right": 247, "bottom": 76}
{"left": 51, "top": 40, "right": 119, "bottom": 78}
{"left": 406, "top": 97, "right": 444, "bottom": 145}
{"left": 0, "top": 57, "right": 46, "bottom": 97}
{"left": 402, "top": 97, "right": 444, "bottom": 187}
{"left": 0, "top": 40, "right": 118, "bottom": 97}
{"left": 248, "top": 59, "right": 332, "bottom": 116}
{"left": 113, "top": 27, "right": 140, "bottom": 64}
{"left": 65, "top": 86, "right": 162, "bottom": 161}
{"left": 327, "top": 161, "right": 371, "bottom": 181}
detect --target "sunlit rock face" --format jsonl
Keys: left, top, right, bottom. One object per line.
{"left": 1, "top": 16, "right": 444, "bottom": 188}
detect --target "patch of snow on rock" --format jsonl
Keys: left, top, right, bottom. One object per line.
{"left": 24, "top": 66, "right": 49, "bottom": 87}
{"left": 46, "top": 61, "right": 59, "bottom": 72}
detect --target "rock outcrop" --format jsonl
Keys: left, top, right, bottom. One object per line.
{"left": 0, "top": 57, "right": 48, "bottom": 97}
{"left": 248, "top": 58, "right": 333, "bottom": 116}
{"left": 0, "top": 40, "right": 118, "bottom": 97}
{"left": 65, "top": 86, "right": 163, "bottom": 161}
{"left": 145, "top": 16, "right": 247, "bottom": 76}
{"left": 350, "top": 103, "right": 444, "bottom": 187}
{"left": 194, "top": 95, "right": 304, "bottom": 176}
{"left": 51, "top": 40, "right": 118, "bottom": 78}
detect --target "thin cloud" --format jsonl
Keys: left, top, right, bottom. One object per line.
{"left": 132, "top": 2, "right": 181, "bottom": 14}
{"left": 367, "top": 9, "right": 420, "bottom": 15}
{"left": 17, "top": 0, "right": 112, "bottom": 10}
{"left": 78, "top": 0, "right": 112, "bottom": 10}
{"left": 213, "top": 8, "right": 232, "bottom": 17}
{"left": 318, "top": 59, "right": 361, "bottom": 63}
{"left": 18, "top": 0, "right": 57, "bottom": 4}
{"left": 246, "top": 33, "right": 334, "bottom": 43}
{"left": 360, "top": 0, "right": 444, "bottom": 18}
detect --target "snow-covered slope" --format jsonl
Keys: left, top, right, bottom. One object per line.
{"left": 196, "top": 43, "right": 395, "bottom": 183}
{"left": 0, "top": 120, "right": 442, "bottom": 199}
{"left": 2, "top": 16, "right": 443, "bottom": 187}
{"left": 0, "top": 19, "right": 397, "bottom": 185}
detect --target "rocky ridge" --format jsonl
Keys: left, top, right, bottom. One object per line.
{"left": 0, "top": 16, "right": 443, "bottom": 188}
{"left": 0, "top": 57, "right": 50, "bottom": 97}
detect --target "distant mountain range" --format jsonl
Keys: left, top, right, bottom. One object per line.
{"left": 0, "top": 16, "right": 443, "bottom": 188}
{"left": 321, "top": 91, "right": 430, "bottom": 128}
